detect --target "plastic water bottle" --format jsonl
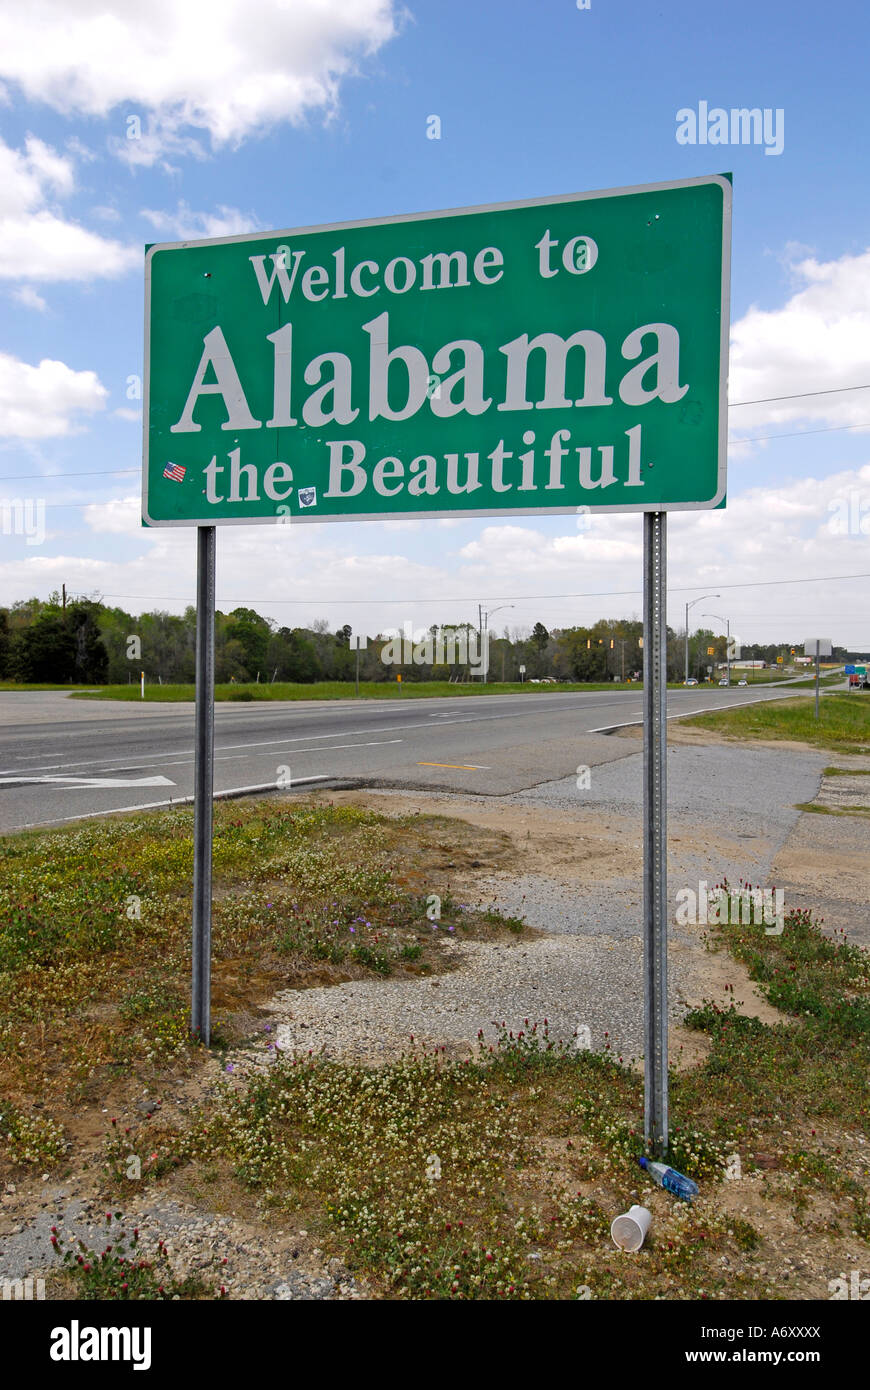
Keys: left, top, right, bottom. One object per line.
{"left": 639, "top": 1156, "right": 699, "bottom": 1201}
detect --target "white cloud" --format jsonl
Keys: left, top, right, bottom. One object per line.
{"left": 730, "top": 247, "right": 870, "bottom": 435}
{"left": 12, "top": 284, "right": 48, "bottom": 311}
{"left": 0, "top": 133, "right": 137, "bottom": 282}
{"left": 0, "top": 352, "right": 108, "bottom": 438}
{"left": 113, "top": 407, "right": 142, "bottom": 422}
{"left": 84, "top": 495, "right": 141, "bottom": 533}
{"left": 61, "top": 460, "right": 870, "bottom": 645}
{"left": 141, "top": 201, "right": 260, "bottom": 241}
{"left": 0, "top": 133, "right": 73, "bottom": 216}
{"left": 64, "top": 135, "right": 99, "bottom": 163}
{"left": 0, "top": 1, "right": 401, "bottom": 167}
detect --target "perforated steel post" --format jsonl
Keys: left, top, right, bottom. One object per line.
{"left": 643, "top": 511, "right": 668, "bottom": 1152}
{"left": 191, "top": 525, "right": 216, "bottom": 1045}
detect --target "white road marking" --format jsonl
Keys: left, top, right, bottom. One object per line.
{"left": 0, "top": 738, "right": 403, "bottom": 778}
{"left": 588, "top": 692, "right": 803, "bottom": 733}
{"left": 0, "top": 695, "right": 640, "bottom": 778}
{"left": 5, "top": 775, "right": 334, "bottom": 830}
{"left": 0, "top": 774, "right": 175, "bottom": 789}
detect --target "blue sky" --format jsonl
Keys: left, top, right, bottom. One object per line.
{"left": 2, "top": 0, "right": 870, "bottom": 645}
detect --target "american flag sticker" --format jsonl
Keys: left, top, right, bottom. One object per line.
{"left": 163, "top": 462, "right": 186, "bottom": 482}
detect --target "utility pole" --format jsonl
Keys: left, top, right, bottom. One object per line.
{"left": 62, "top": 583, "right": 66, "bottom": 614}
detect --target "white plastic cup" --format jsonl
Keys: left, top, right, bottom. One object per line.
{"left": 610, "top": 1204, "right": 652, "bottom": 1252}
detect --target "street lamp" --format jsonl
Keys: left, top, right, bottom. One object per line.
{"left": 478, "top": 603, "right": 515, "bottom": 682}
{"left": 704, "top": 613, "right": 731, "bottom": 685}
{"left": 685, "top": 594, "right": 720, "bottom": 683}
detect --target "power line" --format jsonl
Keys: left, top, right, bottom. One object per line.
{"left": 0, "top": 467, "right": 138, "bottom": 482}
{"left": 730, "top": 383, "right": 870, "bottom": 406}
{"left": 730, "top": 420, "right": 870, "bottom": 445}
{"left": 2, "top": 386, "right": 869, "bottom": 486}
{"left": 94, "top": 570, "right": 870, "bottom": 605}
{"left": 6, "top": 405, "right": 870, "bottom": 491}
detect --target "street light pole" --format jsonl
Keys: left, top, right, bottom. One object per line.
{"left": 478, "top": 603, "right": 515, "bottom": 683}
{"left": 685, "top": 594, "right": 720, "bottom": 683}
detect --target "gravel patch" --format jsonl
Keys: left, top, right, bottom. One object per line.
{"left": 267, "top": 932, "right": 684, "bottom": 1068}
{"left": 0, "top": 1187, "right": 363, "bottom": 1300}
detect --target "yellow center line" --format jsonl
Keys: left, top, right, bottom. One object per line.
{"left": 417, "top": 761, "right": 490, "bottom": 770}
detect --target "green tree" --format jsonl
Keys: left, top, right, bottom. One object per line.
{"left": 67, "top": 602, "right": 109, "bottom": 683}
{"left": 8, "top": 613, "right": 75, "bottom": 681}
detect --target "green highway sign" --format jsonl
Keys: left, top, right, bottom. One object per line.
{"left": 143, "top": 175, "right": 731, "bottom": 527}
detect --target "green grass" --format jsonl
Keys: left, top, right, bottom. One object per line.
{"left": 0, "top": 798, "right": 524, "bottom": 1179}
{"left": 4, "top": 790, "right": 868, "bottom": 1300}
{"left": 684, "top": 692, "right": 870, "bottom": 753}
{"left": 70, "top": 678, "right": 801, "bottom": 702}
{"left": 73, "top": 679, "right": 635, "bottom": 701}
{"left": 785, "top": 671, "right": 848, "bottom": 689}
{"left": 98, "top": 881, "right": 868, "bottom": 1301}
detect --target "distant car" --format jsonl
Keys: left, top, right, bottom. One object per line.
{"left": 737, "top": 678, "right": 748, "bottom": 686}
{"left": 718, "top": 679, "right": 729, "bottom": 686}
{"left": 684, "top": 678, "right": 698, "bottom": 686}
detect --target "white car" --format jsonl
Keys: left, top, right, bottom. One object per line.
{"left": 737, "top": 678, "right": 748, "bottom": 686}
{"left": 718, "top": 679, "right": 729, "bottom": 686}
{"left": 684, "top": 678, "right": 698, "bottom": 686}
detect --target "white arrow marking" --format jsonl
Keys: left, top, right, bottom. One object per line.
{"left": 0, "top": 774, "right": 176, "bottom": 789}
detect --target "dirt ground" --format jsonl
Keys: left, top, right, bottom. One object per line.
{"left": 2, "top": 728, "right": 867, "bottom": 1301}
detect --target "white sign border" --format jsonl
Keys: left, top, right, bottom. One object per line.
{"left": 142, "top": 173, "right": 731, "bottom": 528}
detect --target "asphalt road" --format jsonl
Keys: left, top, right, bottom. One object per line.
{"left": 0, "top": 685, "right": 810, "bottom": 832}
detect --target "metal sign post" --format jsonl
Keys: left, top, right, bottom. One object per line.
{"left": 643, "top": 511, "right": 668, "bottom": 1153}
{"left": 191, "top": 525, "right": 216, "bottom": 1044}
{"left": 804, "top": 638, "right": 832, "bottom": 721}
{"left": 350, "top": 632, "right": 366, "bottom": 696}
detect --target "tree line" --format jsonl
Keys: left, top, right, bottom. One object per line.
{"left": 0, "top": 593, "right": 849, "bottom": 686}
